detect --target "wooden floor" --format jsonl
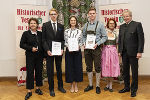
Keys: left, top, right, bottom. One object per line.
{"left": 0, "top": 75, "right": 150, "bottom": 100}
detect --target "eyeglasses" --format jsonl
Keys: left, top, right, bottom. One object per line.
{"left": 50, "top": 14, "right": 57, "bottom": 16}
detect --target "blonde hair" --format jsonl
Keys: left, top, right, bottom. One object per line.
{"left": 49, "top": 8, "right": 58, "bottom": 15}
{"left": 122, "top": 9, "right": 132, "bottom": 17}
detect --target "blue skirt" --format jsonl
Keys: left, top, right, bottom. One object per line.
{"left": 65, "top": 48, "right": 83, "bottom": 83}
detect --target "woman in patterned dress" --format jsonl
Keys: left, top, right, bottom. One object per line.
{"left": 101, "top": 19, "right": 120, "bottom": 92}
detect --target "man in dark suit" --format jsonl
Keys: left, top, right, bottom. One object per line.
{"left": 118, "top": 10, "right": 144, "bottom": 97}
{"left": 42, "top": 8, "right": 66, "bottom": 97}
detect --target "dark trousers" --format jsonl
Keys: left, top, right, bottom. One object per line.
{"left": 122, "top": 51, "right": 138, "bottom": 92}
{"left": 26, "top": 52, "right": 43, "bottom": 89}
{"left": 46, "top": 56, "right": 63, "bottom": 91}
{"left": 84, "top": 46, "right": 101, "bottom": 73}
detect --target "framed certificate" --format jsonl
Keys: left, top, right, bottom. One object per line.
{"left": 52, "top": 41, "right": 61, "bottom": 55}
{"left": 68, "top": 38, "right": 79, "bottom": 51}
{"left": 85, "top": 35, "right": 96, "bottom": 49}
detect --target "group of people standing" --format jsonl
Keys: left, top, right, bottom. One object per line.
{"left": 20, "top": 7, "right": 144, "bottom": 100}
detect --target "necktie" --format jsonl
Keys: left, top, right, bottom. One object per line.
{"left": 53, "top": 23, "right": 56, "bottom": 34}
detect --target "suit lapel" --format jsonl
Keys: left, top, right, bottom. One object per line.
{"left": 37, "top": 31, "right": 41, "bottom": 40}
{"left": 119, "top": 24, "right": 127, "bottom": 45}
{"left": 121, "top": 24, "right": 127, "bottom": 37}
{"left": 48, "top": 21, "right": 55, "bottom": 37}
{"left": 28, "top": 30, "right": 32, "bottom": 35}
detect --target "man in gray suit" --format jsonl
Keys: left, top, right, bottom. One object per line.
{"left": 118, "top": 10, "right": 145, "bottom": 97}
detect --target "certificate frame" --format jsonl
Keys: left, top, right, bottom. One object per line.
{"left": 68, "top": 38, "right": 79, "bottom": 52}
{"left": 52, "top": 41, "right": 61, "bottom": 55}
{"left": 85, "top": 35, "right": 96, "bottom": 49}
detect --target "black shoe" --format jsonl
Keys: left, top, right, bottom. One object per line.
{"left": 50, "top": 90, "right": 55, "bottom": 97}
{"left": 58, "top": 87, "right": 66, "bottom": 93}
{"left": 119, "top": 88, "right": 130, "bottom": 93}
{"left": 35, "top": 89, "right": 43, "bottom": 95}
{"left": 84, "top": 85, "right": 93, "bottom": 92}
{"left": 96, "top": 87, "right": 101, "bottom": 94}
{"left": 104, "top": 87, "right": 109, "bottom": 91}
{"left": 131, "top": 92, "right": 136, "bottom": 97}
{"left": 25, "top": 92, "right": 32, "bottom": 100}
{"left": 109, "top": 89, "right": 113, "bottom": 92}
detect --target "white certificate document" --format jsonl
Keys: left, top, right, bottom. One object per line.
{"left": 52, "top": 41, "right": 61, "bottom": 55}
{"left": 85, "top": 35, "right": 96, "bottom": 49}
{"left": 68, "top": 38, "right": 79, "bottom": 51}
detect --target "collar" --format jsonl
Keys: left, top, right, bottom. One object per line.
{"left": 126, "top": 20, "right": 132, "bottom": 25}
{"left": 106, "top": 28, "right": 117, "bottom": 34}
{"left": 51, "top": 20, "right": 57, "bottom": 24}
{"left": 89, "top": 20, "right": 97, "bottom": 25}
{"left": 70, "top": 28, "right": 76, "bottom": 31}
{"left": 30, "top": 29, "right": 37, "bottom": 35}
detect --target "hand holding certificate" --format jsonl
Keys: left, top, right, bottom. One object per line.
{"left": 85, "top": 35, "right": 96, "bottom": 49}
{"left": 52, "top": 41, "right": 61, "bottom": 55}
{"left": 68, "top": 38, "right": 79, "bottom": 52}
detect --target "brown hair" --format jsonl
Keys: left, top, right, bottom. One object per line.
{"left": 88, "top": 7, "right": 96, "bottom": 13}
{"left": 28, "top": 17, "right": 39, "bottom": 29}
{"left": 69, "top": 15, "right": 78, "bottom": 28}
{"left": 49, "top": 8, "right": 58, "bottom": 15}
{"left": 106, "top": 19, "right": 117, "bottom": 28}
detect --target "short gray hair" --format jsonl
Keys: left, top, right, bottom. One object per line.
{"left": 122, "top": 9, "right": 132, "bottom": 17}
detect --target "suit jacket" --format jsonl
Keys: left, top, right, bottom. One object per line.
{"left": 20, "top": 30, "right": 43, "bottom": 55}
{"left": 118, "top": 21, "right": 144, "bottom": 56}
{"left": 42, "top": 21, "right": 64, "bottom": 54}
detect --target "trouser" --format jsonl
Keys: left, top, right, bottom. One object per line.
{"left": 84, "top": 46, "right": 101, "bottom": 73}
{"left": 46, "top": 56, "right": 63, "bottom": 91}
{"left": 122, "top": 51, "right": 138, "bottom": 92}
{"left": 26, "top": 52, "right": 43, "bottom": 89}
{"left": 84, "top": 46, "right": 102, "bottom": 87}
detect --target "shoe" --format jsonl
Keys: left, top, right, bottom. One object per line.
{"left": 75, "top": 87, "right": 78, "bottom": 93}
{"left": 35, "top": 89, "right": 43, "bottom": 95}
{"left": 84, "top": 85, "right": 93, "bottom": 92}
{"left": 104, "top": 87, "right": 109, "bottom": 91}
{"left": 109, "top": 89, "right": 113, "bottom": 92}
{"left": 50, "top": 90, "right": 55, "bottom": 97}
{"left": 70, "top": 86, "right": 74, "bottom": 93}
{"left": 58, "top": 87, "right": 66, "bottom": 93}
{"left": 96, "top": 87, "right": 101, "bottom": 94}
{"left": 131, "top": 91, "right": 136, "bottom": 97}
{"left": 70, "top": 88, "right": 74, "bottom": 93}
{"left": 25, "top": 92, "right": 32, "bottom": 100}
{"left": 119, "top": 88, "right": 130, "bottom": 93}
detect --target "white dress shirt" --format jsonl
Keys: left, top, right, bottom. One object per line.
{"left": 51, "top": 20, "right": 57, "bottom": 31}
